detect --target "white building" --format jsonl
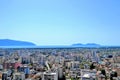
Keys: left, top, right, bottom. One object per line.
{"left": 42, "top": 72, "right": 58, "bottom": 80}
{"left": 13, "top": 72, "right": 25, "bottom": 80}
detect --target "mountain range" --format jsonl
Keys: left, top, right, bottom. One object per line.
{"left": 0, "top": 39, "right": 102, "bottom": 47}
{"left": 0, "top": 39, "right": 36, "bottom": 46}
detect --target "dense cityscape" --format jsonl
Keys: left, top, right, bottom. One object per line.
{"left": 0, "top": 47, "right": 119, "bottom": 80}
{"left": 1, "top": 0, "right": 120, "bottom": 80}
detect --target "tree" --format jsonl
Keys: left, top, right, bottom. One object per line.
{"left": 90, "top": 63, "right": 95, "bottom": 70}
{"left": 101, "top": 69, "right": 107, "bottom": 80}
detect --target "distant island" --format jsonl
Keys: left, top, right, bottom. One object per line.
{"left": 0, "top": 39, "right": 36, "bottom": 46}
{"left": 72, "top": 43, "right": 101, "bottom": 47}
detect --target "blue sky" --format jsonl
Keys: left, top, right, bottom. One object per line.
{"left": 0, "top": 0, "right": 120, "bottom": 45}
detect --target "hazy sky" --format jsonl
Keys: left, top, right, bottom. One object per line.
{"left": 0, "top": 0, "right": 120, "bottom": 45}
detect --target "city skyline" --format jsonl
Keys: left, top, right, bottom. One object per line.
{"left": 0, "top": 0, "right": 120, "bottom": 45}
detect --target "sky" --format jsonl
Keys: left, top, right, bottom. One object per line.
{"left": 0, "top": 0, "right": 120, "bottom": 46}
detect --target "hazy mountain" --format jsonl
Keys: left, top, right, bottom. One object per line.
{"left": 0, "top": 39, "right": 36, "bottom": 46}
{"left": 72, "top": 43, "right": 101, "bottom": 47}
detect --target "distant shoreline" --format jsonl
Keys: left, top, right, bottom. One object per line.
{"left": 0, "top": 46, "right": 120, "bottom": 49}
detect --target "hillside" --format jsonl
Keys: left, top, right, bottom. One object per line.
{"left": 0, "top": 39, "right": 36, "bottom": 46}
